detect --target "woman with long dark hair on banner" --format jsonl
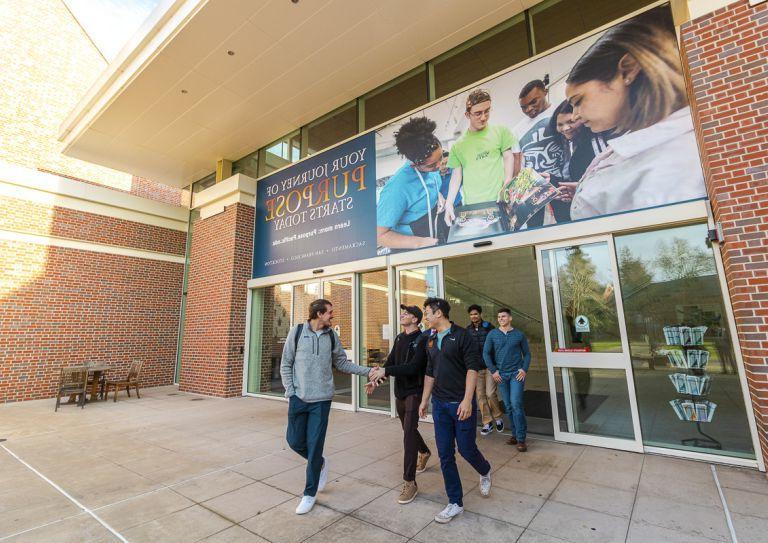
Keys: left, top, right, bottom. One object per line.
{"left": 565, "top": 6, "right": 705, "bottom": 220}
{"left": 377, "top": 117, "right": 448, "bottom": 250}
{"left": 544, "top": 100, "right": 610, "bottom": 222}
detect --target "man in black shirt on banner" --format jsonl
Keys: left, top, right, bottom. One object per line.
{"left": 369, "top": 305, "right": 431, "bottom": 505}
{"left": 418, "top": 297, "right": 492, "bottom": 524}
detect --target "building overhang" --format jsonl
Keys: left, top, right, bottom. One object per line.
{"left": 60, "top": 0, "right": 539, "bottom": 188}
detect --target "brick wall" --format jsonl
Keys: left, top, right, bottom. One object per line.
{"left": 681, "top": 0, "right": 768, "bottom": 465}
{"left": 0, "top": 239, "right": 184, "bottom": 403}
{"left": 180, "top": 203, "right": 254, "bottom": 397}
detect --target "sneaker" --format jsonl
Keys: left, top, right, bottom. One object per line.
{"left": 416, "top": 451, "right": 431, "bottom": 474}
{"left": 480, "top": 423, "right": 493, "bottom": 436}
{"left": 516, "top": 441, "right": 528, "bottom": 452}
{"left": 295, "top": 495, "right": 316, "bottom": 515}
{"left": 480, "top": 471, "right": 492, "bottom": 497}
{"left": 398, "top": 480, "right": 418, "bottom": 504}
{"left": 495, "top": 419, "right": 504, "bottom": 432}
{"left": 434, "top": 503, "right": 464, "bottom": 523}
{"left": 317, "top": 459, "right": 329, "bottom": 492}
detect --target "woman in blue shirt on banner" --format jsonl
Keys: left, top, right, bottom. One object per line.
{"left": 377, "top": 117, "right": 449, "bottom": 250}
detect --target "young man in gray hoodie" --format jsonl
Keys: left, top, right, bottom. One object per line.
{"left": 281, "top": 298, "right": 375, "bottom": 515}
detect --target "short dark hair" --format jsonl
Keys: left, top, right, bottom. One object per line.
{"left": 467, "top": 304, "right": 482, "bottom": 314}
{"left": 308, "top": 299, "right": 332, "bottom": 320}
{"left": 394, "top": 117, "right": 441, "bottom": 164}
{"left": 498, "top": 308, "right": 512, "bottom": 316}
{"left": 424, "top": 297, "right": 451, "bottom": 319}
{"left": 519, "top": 79, "right": 547, "bottom": 99}
{"left": 466, "top": 89, "right": 491, "bottom": 111}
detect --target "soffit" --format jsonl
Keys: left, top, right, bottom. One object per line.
{"left": 61, "top": 0, "right": 542, "bottom": 187}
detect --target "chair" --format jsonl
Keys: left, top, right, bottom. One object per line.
{"left": 55, "top": 367, "right": 88, "bottom": 412}
{"left": 104, "top": 360, "right": 143, "bottom": 402}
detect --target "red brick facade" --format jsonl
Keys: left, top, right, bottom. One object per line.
{"left": 681, "top": 0, "right": 768, "bottom": 466}
{"left": 179, "top": 203, "right": 254, "bottom": 397}
{"left": 0, "top": 246, "right": 183, "bottom": 403}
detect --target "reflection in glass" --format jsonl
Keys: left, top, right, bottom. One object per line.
{"left": 323, "top": 279, "right": 354, "bottom": 405}
{"left": 398, "top": 267, "right": 439, "bottom": 314}
{"left": 542, "top": 242, "right": 621, "bottom": 353}
{"left": 530, "top": 0, "right": 654, "bottom": 54}
{"left": 358, "top": 270, "right": 391, "bottom": 411}
{"left": 616, "top": 224, "right": 755, "bottom": 458}
{"left": 264, "top": 132, "right": 301, "bottom": 175}
{"left": 232, "top": 150, "right": 258, "bottom": 179}
{"left": 554, "top": 368, "right": 635, "bottom": 440}
{"left": 307, "top": 103, "right": 358, "bottom": 155}
{"left": 433, "top": 17, "right": 529, "bottom": 99}
{"left": 363, "top": 68, "right": 428, "bottom": 130}
{"left": 248, "top": 284, "right": 292, "bottom": 395}
{"left": 444, "top": 248, "right": 552, "bottom": 435}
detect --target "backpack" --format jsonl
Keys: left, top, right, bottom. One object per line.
{"left": 293, "top": 323, "right": 336, "bottom": 352}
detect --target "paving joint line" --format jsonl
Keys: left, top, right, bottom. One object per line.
{"left": 711, "top": 464, "right": 739, "bottom": 543}
{"left": 0, "top": 443, "right": 129, "bottom": 543}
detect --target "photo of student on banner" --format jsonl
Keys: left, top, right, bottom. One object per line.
{"left": 565, "top": 6, "right": 705, "bottom": 220}
{"left": 542, "top": 99, "right": 610, "bottom": 222}
{"left": 376, "top": 117, "right": 450, "bottom": 250}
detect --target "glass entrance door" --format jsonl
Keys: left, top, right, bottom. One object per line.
{"left": 292, "top": 276, "right": 355, "bottom": 409}
{"left": 537, "top": 237, "right": 643, "bottom": 451}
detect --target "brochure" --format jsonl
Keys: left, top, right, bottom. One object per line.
{"left": 500, "top": 168, "right": 559, "bottom": 231}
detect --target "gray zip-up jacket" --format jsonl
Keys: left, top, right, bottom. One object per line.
{"left": 280, "top": 322, "right": 371, "bottom": 402}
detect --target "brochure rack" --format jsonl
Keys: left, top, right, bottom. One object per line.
{"left": 663, "top": 325, "right": 721, "bottom": 450}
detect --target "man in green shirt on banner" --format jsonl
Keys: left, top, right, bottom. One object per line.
{"left": 444, "top": 89, "right": 520, "bottom": 225}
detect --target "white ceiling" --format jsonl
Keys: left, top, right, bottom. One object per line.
{"left": 61, "top": 0, "right": 544, "bottom": 187}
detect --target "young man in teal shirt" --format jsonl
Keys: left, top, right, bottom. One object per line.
{"left": 483, "top": 308, "right": 531, "bottom": 451}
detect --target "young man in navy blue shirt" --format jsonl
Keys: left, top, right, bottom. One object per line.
{"left": 418, "top": 297, "right": 491, "bottom": 523}
{"left": 483, "top": 308, "right": 532, "bottom": 451}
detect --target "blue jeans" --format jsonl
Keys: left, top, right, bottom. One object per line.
{"left": 432, "top": 398, "right": 491, "bottom": 506}
{"left": 286, "top": 396, "right": 331, "bottom": 497}
{"left": 499, "top": 376, "right": 527, "bottom": 442}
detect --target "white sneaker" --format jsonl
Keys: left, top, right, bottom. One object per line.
{"left": 479, "top": 423, "right": 493, "bottom": 436}
{"left": 434, "top": 503, "right": 463, "bottom": 523}
{"left": 317, "top": 459, "right": 329, "bottom": 492}
{"left": 295, "top": 495, "right": 316, "bottom": 515}
{"left": 480, "top": 470, "right": 492, "bottom": 497}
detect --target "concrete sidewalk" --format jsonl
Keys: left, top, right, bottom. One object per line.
{"left": 1, "top": 386, "right": 766, "bottom": 542}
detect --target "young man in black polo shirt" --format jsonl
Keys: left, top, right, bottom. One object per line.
{"left": 418, "top": 297, "right": 492, "bottom": 523}
{"left": 369, "top": 305, "right": 431, "bottom": 505}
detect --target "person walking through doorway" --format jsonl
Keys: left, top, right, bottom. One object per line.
{"left": 281, "top": 299, "right": 377, "bottom": 514}
{"left": 466, "top": 305, "right": 504, "bottom": 436}
{"left": 419, "top": 297, "right": 492, "bottom": 523}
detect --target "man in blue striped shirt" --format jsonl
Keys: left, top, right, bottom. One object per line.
{"left": 482, "top": 308, "right": 531, "bottom": 451}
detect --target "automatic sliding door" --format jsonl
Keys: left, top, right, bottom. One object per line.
{"left": 538, "top": 237, "right": 643, "bottom": 451}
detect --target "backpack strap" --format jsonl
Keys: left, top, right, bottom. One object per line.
{"left": 293, "top": 323, "right": 303, "bottom": 351}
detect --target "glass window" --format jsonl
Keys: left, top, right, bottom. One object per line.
{"left": 232, "top": 150, "right": 259, "bottom": 179}
{"left": 443, "top": 248, "right": 552, "bottom": 435}
{"left": 616, "top": 224, "right": 755, "bottom": 459}
{"left": 247, "top": 284, "right": 292, "bottom": 395}
{"left": 358, "top": 270, "right": 391, "bottom": 411}
{"left": 306, "top": 103, "right": 358, "bottom": 156}
{"left": 363, "top": 68, "right": 428, "bottom": 130}
{"left": 554, "top": 368, "right": 635, "bottom": 440}
{"left": 541, "top": 242, "right": 622, "bottom": 353}
{"left": 433, "top": 16, "right": 529, "bottom": 99}
{"left": 192, "top": 172, "right": 216, "bottom": 193}
{"left": 530, "top": 0, "right": 655, "bottom": 54}
{"left": 322, "top": 278, "right": 354, "bottom": 406}
{"left": 264, "top": 131, "right": 301, "bottom": 175}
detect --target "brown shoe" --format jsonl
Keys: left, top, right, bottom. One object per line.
{"left": 398, "top": 480, "right": 418, "bottom": 504}
{"left": 516, "top": 441, "right": 528, "bottom": 452}
{"left": 506, "top": 437, "right": 518, "bottom": 445}
{"left": 416, "top": 451, "right": 431, "bottom": 474}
